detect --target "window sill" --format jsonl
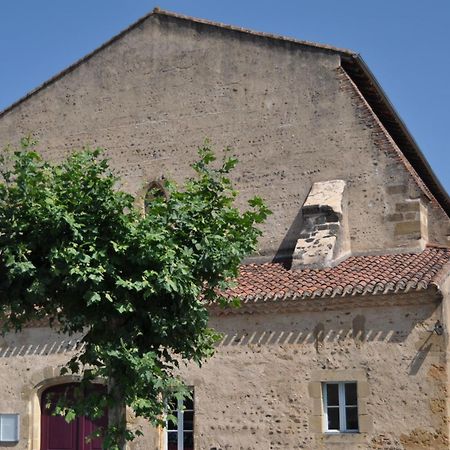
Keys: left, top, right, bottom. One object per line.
{"left": 322, "top": 432, "right": 366, "bottom": 444}
{"left": 324, "top": 431, "right": 359, "bottom": 434}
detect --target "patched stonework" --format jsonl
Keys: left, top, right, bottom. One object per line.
{"left": 293, "top": 179, "right": 350, "bottom": 269}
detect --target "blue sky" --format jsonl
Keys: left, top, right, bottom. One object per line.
{"left": 1, "top": 1, "right": 449, "bottom": 193}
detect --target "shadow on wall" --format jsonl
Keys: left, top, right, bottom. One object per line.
{"left": 218, "top": 326, "right": 407, "bottom": 347}
{"left": 0, "top": 327, "right": 84, "bottom": 358}
{"left": 214, "top": 305, "right": 442, "bottom": 374}
{"left": 408, "top": 332, "right": 435, "bottom": 376}
{"left": 272, "top": 208, "right": 303, "bottom": 266}
{"left": 218, "top": 314, "right": 413, "bottom": 346}
{"left": 0, "top": 338, "right": 81, "bottom": 358}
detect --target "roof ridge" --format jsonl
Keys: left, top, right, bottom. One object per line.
{"left": 152, "top": 8, "right": 356, "bottom": 56}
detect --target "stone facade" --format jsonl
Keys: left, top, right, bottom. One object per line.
{"left": 1, "top": 292, "right": 447, "bottom": 450}
{"left": 1, "top": 8, "right": 450, "bottom": 450}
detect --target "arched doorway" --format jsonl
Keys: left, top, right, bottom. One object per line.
{"left": 40, "top": 383, "right": 107, "bottom": 450}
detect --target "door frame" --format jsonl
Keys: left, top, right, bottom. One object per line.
{"left": 28, "top": 369, "right": 106, "bottom": 450}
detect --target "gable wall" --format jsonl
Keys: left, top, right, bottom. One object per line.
{"left": 0, "top": 14, "right": 448, "bottom": 258}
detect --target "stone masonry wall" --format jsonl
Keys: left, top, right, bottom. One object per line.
{"left": 175, "top": 295, "right": 447, "bottom": 450}
{"left": 0, "top": 293, "right": 445, "bottom": 450}
{"left": 0, "top": 14, "right": 448, "bottom": 259}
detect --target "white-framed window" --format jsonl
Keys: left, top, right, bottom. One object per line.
{"left": 322, "top": 382, "right": 358, "bottom": 433}
{"left": 165, "top": 395, "right": 194, "bottom": 450}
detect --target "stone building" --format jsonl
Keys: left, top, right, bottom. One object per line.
{"left": 1, "top": 8, "right": 450, "bottom": 450}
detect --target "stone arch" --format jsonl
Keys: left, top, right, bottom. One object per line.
{"left": 135, "top": 178, "right": 168, "bottom": 216}
{"left": 144, "top": 180, "right": 167, "bottom": 213}
{"left": 25, "top": 366, "right": 105, "bottom": 450}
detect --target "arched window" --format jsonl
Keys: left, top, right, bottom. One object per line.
{"left": 144, "top": 180, "right": 167, "bottom": 214}
{"left": 40, "top": 383, "right": 107, "bottom": 450}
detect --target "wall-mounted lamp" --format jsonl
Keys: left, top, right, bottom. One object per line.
{"left": 433, "top": 320, "right": 444, "bottom": 336}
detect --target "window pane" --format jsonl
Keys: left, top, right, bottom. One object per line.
{"left": 327, "top": 407, "right": 340, "bottom": 430}
{"left": 183, "top": 431, "right": 194, "bottom": 450}
{"left": 345, "top": 383, "right": 357, "bottom": 406}
{"left": 167, "top": 431, "right": 177, "bottom": 450}
{"left": 326, "top": 384, "right": 339, "bottom": 406}
{"left": 167, "top": 416, "right": 177, "bottom": 431}
{"left": 184, "top": 397, "right": 194, "bottom": 410}
{"left": 346, "top": 407, "right": 359, "bottom": 430}
{"left": 184, "top": 410, "right": 194, "bottom": 431}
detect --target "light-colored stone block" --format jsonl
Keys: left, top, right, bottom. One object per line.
{"left": 43, "top": 366, "right": 55, "bottom": 380}
{"left": 357, "top": 381, "right": 370, "bottom": 398}
{"left": 395, "top": 221, "right": 421, "bottom": 236}
{"left": 310, "top": 369, "right": 366, "bottom": 382}
{"left": 303, "top": 179, "right": 346, "bottom": 215}
{"left": 311, "top": 397, "right": 323, "bottom": 415}
{"left": 309, "top": 415, "right": 323, "bottom": 433}
{"left": 308, "top": 382, "right": 322, "bottom": 399}
{"left": 358, "top": 414, "right": 373, "bottom": 433}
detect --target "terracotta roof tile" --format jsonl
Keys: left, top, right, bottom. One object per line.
{"left": 224, "top": 247, "right": 450, "bottom": 303}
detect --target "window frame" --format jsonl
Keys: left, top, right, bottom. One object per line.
{"left": 322, "top": 381, "right": 358, "bottom": 433}
{"left": 164, "top": 394, "right": 194, "bottom": 450}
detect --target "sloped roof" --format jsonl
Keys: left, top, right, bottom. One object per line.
{"left": 224, "top": 246, "right": 450, "bottom": 303}
{"left": 0, "top": 8, "right": 448, "bottom": 216}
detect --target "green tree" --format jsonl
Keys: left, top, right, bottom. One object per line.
{"left": 0, "top": 138, "right": 270, "bottom": 448}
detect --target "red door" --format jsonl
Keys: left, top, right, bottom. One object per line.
{"left": 41, "top": 383, "right": 108, "bottom": 450}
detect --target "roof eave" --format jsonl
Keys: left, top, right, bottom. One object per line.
{"left": 209, "top": 287, "right": 441, "bottom": 316}
{"left": 341, "top": 54, "right": 450, "bottom": 217}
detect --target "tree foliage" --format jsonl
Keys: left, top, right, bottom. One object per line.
{"left": 0, "top": 138, "right": 270, "bottom": 448}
